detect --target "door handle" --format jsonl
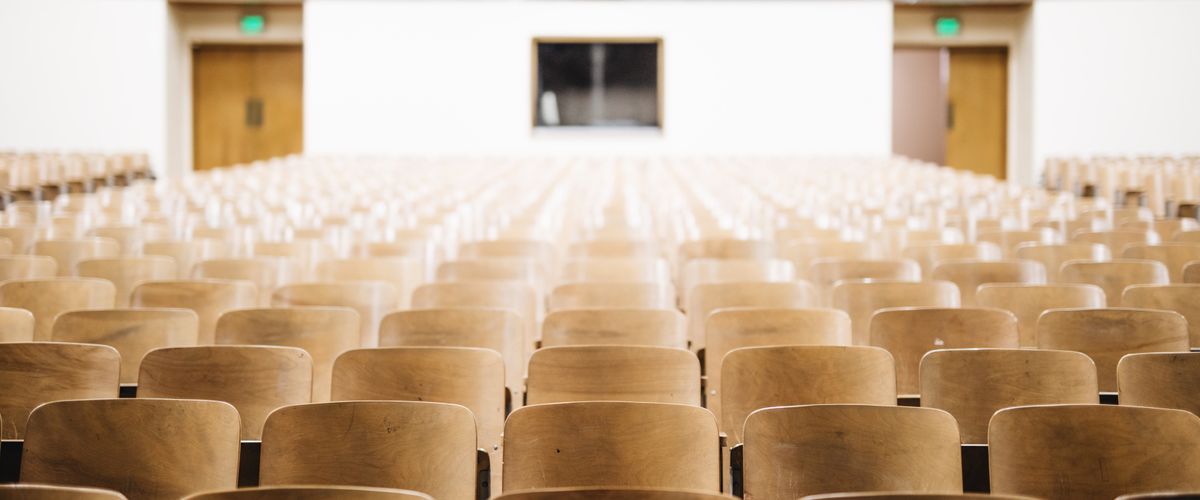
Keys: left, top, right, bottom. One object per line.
{"left": 946, "top": 101, "right": 955, "bottom": 130}
{"left": 245, "top": 98, "right": 264, "bottom": 128}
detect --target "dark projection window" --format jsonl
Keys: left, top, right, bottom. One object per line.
{"left": 534, "top": 39, "right": 661, "bottom": 128}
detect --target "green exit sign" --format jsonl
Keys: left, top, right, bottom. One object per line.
{"left": 240, "top": 13, "right": 265, "bottom": 35}
{"left": 934, "top": 16, "right": 961, "bottom": 37}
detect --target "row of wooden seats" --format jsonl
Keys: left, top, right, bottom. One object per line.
{"left": 0, "top": 152, "right": 152, "bottom": 200}
{"left": 3, "top": 335, "right": 1197, "bottom": 441}
{"left": 2, "top": 397, "right": 1198, "bottom": 499}
{"left": 1042, "top": 155, "right": 1200, "bottom": 216}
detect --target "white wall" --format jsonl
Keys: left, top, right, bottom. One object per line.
{"left": 305, "top": 0, "right": 893, "bottom": 156}
{"left": 0, "top": 0, "right": 167, "bottom": 172}
{"left": 1032, "top": 1, "right": 1200, "bottom": 171}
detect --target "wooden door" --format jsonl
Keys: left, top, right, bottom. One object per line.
{"left": 946, "top": 47, "right": 1007, "bottom": 179}
{"left": 193, "top": 45, "right": 303, "bottom": 171}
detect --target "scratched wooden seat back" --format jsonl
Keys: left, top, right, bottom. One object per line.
{"left": 52, "top": 308, "right": 199, "bottom": 384}
{"left": 260, "top": 401, "right": 477, "bottom": 500}
{"left": 743, "top": 404, "right": 962, "bottom": 499}
{"left": 138, "top": 345, "right": 313, "bottom": 440}
{"left": 184, "top": 486, "right": 431, "bottom": 500}
{"left": 0, "top": 278, "right": 115, "bottom": 340}
{"left": 870, "top": 307, "right": 1019, "bottom": 396}
{"left": 975, "top": 283, "right": 1106, "bottom": 347}
{"left": 0, "top": 342, "right": 119, "bottom": 439}
{"left": 131, "top": 279, "right": 257, "bottom": 344}
{"left": 1118, "top": 352, "right": 1200, "bottom": 417}
{"left": 526, "top": 345, "right": 700, "bottom": 406}
{"left": 830, "top": 280, "right": 960, "bottom": 346}
{"left": 919, "top": 348, "right": 1098, "bottom": 444}
{"left": 1037, "top": 307, "right": 1189, "bottom": 392}
{"left": 21, "top": 399, "right": 240, "bottom": 500}
{"left": 720, "top": 345, "right": 895, "bottom": 443}
{"left": 215, "top": 307, "right": 359, "bottom": 402}
{"left": 503, "top": 401, "right": 719, "bottom": 493}
{"left": 989, "top": 404, "right": 1200, "bottom": 500}
{"left": 541, "top": 308, "right": 686, "bottom": 349}
{"left": 331, "top": 346, "right": 505, "bottom": 489}
{"left": 0, "top": 484, "right": 128, "bottom": 500}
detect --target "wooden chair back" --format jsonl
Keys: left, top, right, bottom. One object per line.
{"left": 0, "top": 306, "right": 34, "bottom": 342}
{"left": 1073, "top": 229, "right": 1160, "bottom": 255}
{"left": 503, "top": 401, "right": 719, "bottom": 492}
{"left": 139, "top": 345, "right": 312, "bottom": 439}
{"left": 568, "top": 240, "right": 661, "bottom": 259}
{"left": 807, "top": 258, "right": 920, "bottom": 304}
{"left": 215, "top": 307, "right": 359, "bottom": 402}
{"left": 989, "top": 404, "right": 1200, "bottom": 499}
{"left": 436, "top": 258, "right": 543, "bottom": 290}
{"left": 831, "top": 280, "right": 960, "bottom": 346}
{"left": 801, "top": 494, "right": 1035, "bottom": 500}
{"left": 21, "top": 399, "right": 240, "bottom": 500}
{"left": 1123, "top": 243, "right": 1200, "bottom": 282}
{"left": 378, "top": 308, "right": 523, "bottom": 401}
{"left": 1038, "top": 308, "right": 1189, "bottom": 391}
{"left": 680, "top": 258, "right": 794, "bottom": 303}
{"left": 1061, "top": 259, "right": 1169, "bottom": 306}
{"left": 316, "top": 257, "right": 424, "bottom": 308}
{"left": 86, "top": 226, "right": 144, "bottom": 256}
{"left": 743, "top": 404, "right": 961, "bottom": 499}
{"left": 271, "top": 282, "right": 399, "bottom": 348}
{"left": 560, "top": 258, "right": 670, "bottom": 283}
{"left": 0, "top": 278, "right": 115, "bottom": 340}
{"left": 783, "top": 241, "right": 879, "bottom": 278}
{"left": 705, "top": 306, "right": 851, "bottom": 408}
{"left": 1123, "top": 284, "right": 1200, "bottom": 347}
{"left": 920, "top": 348, "right": 1098, "bottom": 443}
{"left": 130, "top": 279, "right": 256, "bottom": 344}
{"left": 496, "top": 488, "right": 729, "bottom": 500}
{"left": 549, "top": 282, "right": 675, "bottom": 310}
{"left": 33, "top": 237, "right": 120, "bottom": 276}
{"left": 687, "top": 282, "right": 818, "bottom": 350}
{"left": 978, "top": 229, "right": 1059, "bottom": 257}
{"left": 930, "top": 259, "right": 1046, "bottom": 306}
{"left": 52, "top": 308, "right": 199, "bottom": 383}
{"left": 680, "top": 238, "right": 774, "bottom": 262}
{"left": 77, "top": 257, "right": 176, "bottom": 307}
{"left": 411, "top": 282, "right": 538, "bottom": 350}
{"left": 721, "top": 346, "right": 895, "bottom": 443}
{"left": 1014, "top": 242, "right": 1111, "bottom": 282}
{"left": 184, "top": 487, "right": 430, "bottom": 500}
{"left": 144, "top": 240, "right": 228, "bottom": 279}
{"left": 1118, "top": 352, "right": 1200, "bottom": 417}
{"left": 901, "top": 242, "right": 1002, "bottom": 279}
{"left": 0, "top": 485, "right": 127, "bottom": 500}
{"left": 527, "top": 345, "right": 700, "bottom": 405}
{"left": 260, "top": 401, "right": 477, "bottom": 500}
{"left": 542, "top": 308, "right": 686, "bottom": 349}
{"left": 870, "top": 307, "right": 1019, "bottom": 396}
{"left": 0, "top": 255, "right": 58, "bottom": 281}
{"left": 975, "top": 283, "right": 1106, "bottom": 347}
{"left": 193, "top": 258, "right": 301, "bottom": 306}
{"left": 0, "top": 342, "right": 119, "bottom": 438}
{"left": 0, "top": 225, "right": 38, "bottom": 254}
{"left": 332, "top": 346, "right": 505, "bottom": 486}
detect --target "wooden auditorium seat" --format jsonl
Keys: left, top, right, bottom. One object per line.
{"left": 541, "top": 308, "right": 686, "bottom": 348}
{"left": 215, "top": 307, "right": 359, "bottom": 402}
{"left": 548, "top": 282, "right": 675, "bottom": 310}
{"left": 929, "top": 259, "right": 1046, "bottom": 306}
{"left": 1118, "top": 352, "right": 1200, "bottom": 416}
{"left": 271, "top": 282, "right": 399, "bottom": 348}
{"left": 831, "top": 280, "right": 960, "bottom": 346}
{"left": 131, "top": 280, "right": 257, "bottom": 344}
{"left": 526, "top": 345, "right": 700, "bottom": 405}
{"left": 503, "top": 401, "right": 719, "bottom": 492}
{"left": 0, "top": 485, "right": 127, "bottom": 500}
{"left": 1122, "top": 284, "right": 1200, "bottom": 347}
{"left": 975, "top": 283, "right": 1106, "bottom": 347}
{"left": 260, "top": 401, "right": 477, "bottom": 500}
{"left": 870, "top": 307, "right": 1019, "bottom": 396}
{"left": 919, "top": 348, "right": 1098, "bottom": 443}
{"left": 0, "top": 306, "right": 34, "bottom": 342}
{"left": 0, "top": 278, "right": 115, "bottom": 340}
{"left": 184, "top": 486, "right": 431, "bottom": 500}
{"left": 0, "top": 342, "right": 119, "bottom": 438}
{"left": 51, "top": 308, "right": 199, "bottom": 384}
{"left": 76, "top": 257, "right": 175, "bottom": 307}
{"left": 989, "top": 405, "right": 1200, "bottom": 499}
{"left": 1038, "top": 308, "right": 1189, "bottom": 392}
{"left": 138, "top": 345, "right": 313, "bottom": 439}
{"left": 1060, "top": 259, "right": 1169, "bottom": 305}
{"left": 21, "top": 399, "right": 240, "bottom": 500}
{"left": 742, "top": 404, "right": 961, "bottom": 498}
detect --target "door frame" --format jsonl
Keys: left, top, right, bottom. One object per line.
{"left": 166, "top": 3, "right": 303, "bottom": 178}
{"left": 893, "top": 4, "right": 1033, "bottom": 185}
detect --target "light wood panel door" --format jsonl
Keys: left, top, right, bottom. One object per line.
{"left": 946, "top": 47, "right": 1007, "bottom": 179}
{"left": 193, "top": 45, "right": 303, "bottom": 171}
